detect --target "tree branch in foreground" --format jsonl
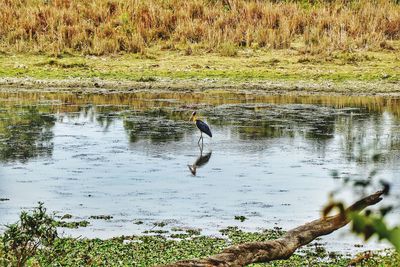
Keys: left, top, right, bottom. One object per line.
{"left": 163, "top": 190, "right": 384, "bottom": 267}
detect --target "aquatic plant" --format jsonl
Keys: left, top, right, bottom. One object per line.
{"left": 0, "top": 204, "right": 399, "bottom": 266}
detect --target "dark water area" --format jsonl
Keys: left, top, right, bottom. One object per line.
{"left": 0, "top": 91, "right": 399, "bottom": 253}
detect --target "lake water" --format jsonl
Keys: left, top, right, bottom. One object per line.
{"left": 0, "top": 90, "right": 399, "bottom": 253}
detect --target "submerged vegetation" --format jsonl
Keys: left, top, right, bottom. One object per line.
{"left": 1, "top": 0, "right": 399, "bottom": 55}
{"left": 0, "top": 204, "right": 399, "bottom": 266}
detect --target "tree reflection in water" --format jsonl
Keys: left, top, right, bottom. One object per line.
{"left": 0, "top": 108, "right": 55, "bottom": 163}
{"left": 0, "top": 93, "right": 399, "bottom": 170}
{"left": 123, "top": 109, "right": 193, "bottom": 143}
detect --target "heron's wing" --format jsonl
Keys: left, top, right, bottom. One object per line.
{"left": 196, "top": 120, "right": 212, "bottom": 137}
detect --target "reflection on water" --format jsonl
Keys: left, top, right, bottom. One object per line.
{"left": 188, "top": 146, "right": 212, "bottom": 176}
{"left": 2, "top": 103, "right": 397, "bottom": 166}
{"left": 2, "top": 91, "right": 400, "bottom": 115}
{"left": 124, "top": 110, "right": 192, "bottom": 143}
{"left": 0, "top": 107, "right": 55, "bottom": 163}
{"left": 0, "top": 91, "right": 399, "bottom": 252}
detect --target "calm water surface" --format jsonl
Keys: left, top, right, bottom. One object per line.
{"left": 0, "top": 91, "right": 399, "bottom": 253}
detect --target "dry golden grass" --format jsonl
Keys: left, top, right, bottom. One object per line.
{"left": 0, "top": 0, "right": 399, "bottom": 55}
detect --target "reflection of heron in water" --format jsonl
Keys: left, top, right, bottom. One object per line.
{"left": 188, "top": 147, "right": 212, "bottom": 176}
{"left": 189, "top": 111, "right": 212, "bottom": 146}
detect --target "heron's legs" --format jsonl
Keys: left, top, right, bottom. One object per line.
{"left": 197, "top": 132, "right": 203, "bottom": 145}
{"left": 198, "top": 140, "right": 203, "bottom": 155}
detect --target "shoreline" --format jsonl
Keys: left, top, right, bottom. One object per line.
{"left": 1, "top": 224, "right": 397, "bottom": 266}
{"left": 1, "top": 77, "right": 400, "bottom": 97}
{"left": 1, "top": 49, "right": 399, "bottom": 97}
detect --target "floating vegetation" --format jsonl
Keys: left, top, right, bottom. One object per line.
{"left": 89, "top": 215, "right": 113, "bottom": 220}
{"left": 234, "top": 215, "right": 247, "bottom": 222}
{"left": 55, "top": 220, "right": 90, "bottom": 229}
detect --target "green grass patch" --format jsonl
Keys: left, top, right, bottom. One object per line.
{"left": 0, "top": 49, "right": 399, "bottom": 86}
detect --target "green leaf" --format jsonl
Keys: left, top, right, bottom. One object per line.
{"left": 389, "top": 227, "right": 400, "bottom": 251}
{"left": 371, "top": 217, "right": 390, "bottom": 240}
{"left": 351, "top": 213, "right": 366, "bottom": 234}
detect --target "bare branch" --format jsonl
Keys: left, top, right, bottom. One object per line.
{"left": 162, "top": 191, "right": 384, "bottom": 267}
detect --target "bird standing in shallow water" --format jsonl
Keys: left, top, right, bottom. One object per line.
{"left": 189, "top": 111, "right": 212, "bottom": 146}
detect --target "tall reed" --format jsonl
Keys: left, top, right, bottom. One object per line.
{"left": 0, "top": 0, "right": 399, "bottom": 55}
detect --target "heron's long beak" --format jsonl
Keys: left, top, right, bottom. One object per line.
{"left": 189, "top": 115, "right": 194, "bottom": 122}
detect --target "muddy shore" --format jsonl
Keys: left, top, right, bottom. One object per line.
{"left": 1, "top": 77, "right": 400, "bottom": 97}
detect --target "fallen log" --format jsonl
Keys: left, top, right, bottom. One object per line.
{"left": 163, "top": 190, "right": 384, "bottom": 267}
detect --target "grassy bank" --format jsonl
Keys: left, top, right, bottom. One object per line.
{"left": 0, "top": 48, "right": 399, "bottom": 94}
{"left": 1, "top": 0, "right": 400, "bottom": 55}
{"left": 1, "top": 227, "right": 399, "bottom": 266}
{"left": 1, "top": 0, "right": 399, "bottom": 95}
{"left": 2, "top": 48, "right": 400, "bottom": 82}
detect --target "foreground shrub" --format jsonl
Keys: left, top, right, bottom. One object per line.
{"left": 1, "top": 202, "right": 57, "bottom": 267}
